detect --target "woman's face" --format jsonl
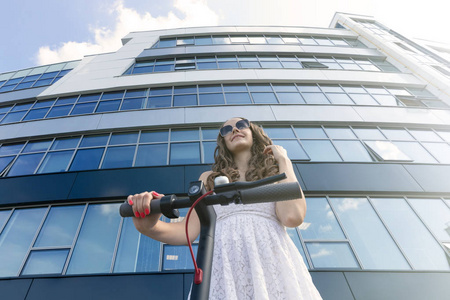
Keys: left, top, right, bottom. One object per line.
{"left": 221, "top": 118, "right": 253, "bottom": 154}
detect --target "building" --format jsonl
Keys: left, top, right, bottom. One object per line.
{"left": 0, "top": 12, "right": 450, "bottom": 300}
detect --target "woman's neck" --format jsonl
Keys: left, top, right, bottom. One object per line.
{"left": 233, "top": 150, "right": 251, "bottom": 179}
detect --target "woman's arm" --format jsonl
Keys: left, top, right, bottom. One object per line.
{"left": 263, "top": 145, "right": 306, "bottom": 227}
{"left": 129, "top": 171, "right": 213, "bottom": 245}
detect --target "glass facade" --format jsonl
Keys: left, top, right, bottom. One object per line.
{"left": 0, "top": 196, "right": 448, "bottom": 277}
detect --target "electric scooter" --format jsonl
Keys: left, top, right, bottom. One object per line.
{"left": 119, "top": 173, "right": 302, "bottom": 300}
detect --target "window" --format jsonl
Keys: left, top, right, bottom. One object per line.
{"left": 301, "top": 61, "right": 328, "bottom": 68}
{"left": 364, "top": 141, "right": 412, "bottom": 162}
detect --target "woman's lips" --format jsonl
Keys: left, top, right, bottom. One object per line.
{"left": 231, "top": 134, "right": 244, "bottom": 141}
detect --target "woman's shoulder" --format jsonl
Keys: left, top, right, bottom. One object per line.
{"left": 199, "top": 170, "right": 214, "bottom": 181}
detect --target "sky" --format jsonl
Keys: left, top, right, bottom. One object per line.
{"left": 0, "top": 0, "right": 448, "bottom": 74}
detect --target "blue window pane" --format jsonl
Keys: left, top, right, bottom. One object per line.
{"left": 96, "top": 100, "right": 121, "bottom": 112}
{"left": 202, "top": 141, "right": 216, "bottom": 163}
{"left": 80, "top": 134, "right": 109, "bottom": 147}
{"left": 135, "top": 144, "right": 168, "bottom": 166}
{"left": 225, "top": 93, "right": 251, "bottom": 104}
{"left": 101, "top": 91, "right": 124, "bottom": 100}
{"left": 69, "top": 148, "right": 104, "bottom": 171}
{"left": 331, "top": 197, "right": 410, "bottom": 270}
{"left": 294, "top": 127, "right": 327, "bottom": 139}
{"left": 381, "top": 129, "right": 414, "bottom": 141}
{"left": 33, "top": 100, "right": 55, "bottom": 108}
{"left": 286, "top": 228, "right": 309, "bottom": 268}
{"left": 173, "top": 94, "right": 197, "bottom": 106}
{"left": 306, "top": 242, "right": 359, "bottom": 269}
{"left": 277, "top": 92, "right": 305, "bottom": 104}
{"left": 197, "top": 62, "right": 218, "bottom": 69}
{"left": 147, "top": 96, "right": 171, "bottom": 108}
{"left": 0, "top": 143, "right": 25, "bottom": 156}
{"left": 0, "top": 207, "right": 47, "bottom": 277}
{"left": 0, "top": 210, "right": 11, "bottom": 232}
{"left": 1, "top": 111, "right": 27, "bottom": 124}
{"left": 199, "top": 93, "right": 225, "bottom": 105}
{"left": 114, "top": 218, "right": 160, "bottom": 272}
{"left": 263, "top": 127, "right": 296, "bottom": 139}
{"left": 22, "top": 249, "right": 69, "bottom": 275}
{"left": 120, "top": 98, "right": 145, "bottom": 110}
{"left": 149, "top": 87, "right": 172, "bottom": 96}
{"left": 109, "top": 132, "right": 139, "bottom": 145}
{"left": 78, "top": 94, "right": 101, "bottom": 103}
{"left": 218, "top": 61, "right": 239, "bottom": 69}
{"left": 240, "top": 61, "right": 261, "bottom": 68}
{"left": 23, "top": 140, "right": 52, "bottom": 153}
{"left": 37, "top": 150, "right": 74, "bottom": 173}
{"left": 34, "top": 205, "right": 85, "bottom": 247}
{"left": 251, "top": 93, "right": 278, "bottom": 104}
{"left": 333, "top": 141, "right": 373, "bottom": 162}
{"left": 0, "top": 85, "right": 16, "bottom": 92}
{"left": 67, "top": 203, "right": 122, "bottom": 274}
{"left": 195, "top": 36, "right": 212, "bottom": 45}
{"left": 223, "top": 84, "right": 247, "bottom": 92}
{"left": 0, "top": 156, "right": 14, "bottom": 173}
{"left": 301, "top": 140, "right": 342, "bottom": 161}
{"left": 12, "top": 103, "right": 33, "bottom": 112}
{"left": 174, "top": 86, "right": 196, "bottom": 94}
{"left": 409, "top": 199, "right": 450, "bottom": 241}
{"left": 16, "top": 81, "right": 34, "bottom": 90}
{"left": 0, "top": 106, "right": 12, "bottom": 113}
{"left": 371, "top": 198, "right": 450, "bottom": 270}
{"left": 247, "top": 84, "right": 272, "bottom": 92}
{"left": 260, "top": 61, "right": 283, "bottom": 68}
{"left": 46, "top": 105, "right": 72, "bottom": 118}
{"left": 159, "top": 38, "right": 176, "bottom": 47}
{"left": 163, "top": 244, "right": 198, "bottom": 270}
{"left": 327, "top": 93, "right": 354, "bottom": 104}
{"left": 171, "top": 129, "right": 199, "bottom": 141}
{"left": 33, "top": 78, "right": 54, "bottom": 87}
{"left": 23, "top": 108, "right": 50, "bottom": 121}
{"left": 325, "top": 128, "right": 356, "bottom": 139}
{"left": 275, "top": 140, "right": 310, "bottom": 160}
{"left": 8, "top": 153, "right": 45, "bottom": 176}
{"left": 23, "top": 74, "right": 41, "bottom": 82}
{"left": 70, "top": 102, "right": 96, "bottom": 115}
{"left": 39, "top": 71, "right": 59, "bottom": 79}
{"left": 132, "top": 66, "right": 154, "bottom": 74}
{"left": 125, "top": 89, "right": 147, "bottom": 98}
{"left": 56, "top": 96, "right": 78, "bottom": 106}
{"left": 101, "top": 146, "right": 136, "bottom": 169}
{"left": 349, "top": 94, "right": 378, "bottom": 105}
{"left": 170, "top": 143, "right": 200, "bottom": 165}
{"left": 272, "top": 84, "right": 298, "bottom": 92}
{"left": 301, "top": 197, "right": 345, "bottom": 240}
{"left": 140, "top": 130, "right": 169, "bottom": 143}
{"left": 303, "top": 93, "right": 329, "bottom": 104}
{"left": 154, "top": 64, "right": 174, "bottom": 72}
{"left": 202, "top": 128, "right": 218, "bottom": 140}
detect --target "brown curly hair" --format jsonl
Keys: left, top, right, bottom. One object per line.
{"left": 206, "top": 118, "right": 279, "bottom": 190}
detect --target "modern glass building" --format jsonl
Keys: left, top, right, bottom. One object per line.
{"left": 1, "top": 12, "right": 450, "bottom": 299}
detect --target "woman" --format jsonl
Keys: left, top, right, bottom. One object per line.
{"left": 128, "top": 117, "right": 322, "bottom": 299}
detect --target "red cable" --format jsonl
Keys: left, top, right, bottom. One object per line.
{"left": 185, "top": 190, "right": 214, "bottom": 285}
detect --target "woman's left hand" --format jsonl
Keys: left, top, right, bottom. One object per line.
{"left": 263, "top": 145, "right": 289, "bottom": 162}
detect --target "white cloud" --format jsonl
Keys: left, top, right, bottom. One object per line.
{"left": 36, "top": 0, "right": 219, "bottom": 66}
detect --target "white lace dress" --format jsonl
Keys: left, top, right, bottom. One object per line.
{"left": 207, "top": 202, "right": 323, "bottom": 300}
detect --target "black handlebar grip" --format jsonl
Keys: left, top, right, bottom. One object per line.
{"left": 240, "top": 182, "right": 301, "bottom": 205}
{"left": 119, "top": 198, "right": 162, "bottom": 217}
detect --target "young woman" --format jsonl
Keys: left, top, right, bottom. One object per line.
{"left": 128, "top": 117, "right": 322, "bottom": 299}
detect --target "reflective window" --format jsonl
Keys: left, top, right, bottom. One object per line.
{"left": 69, "top": 148, "right": 104, "bottom": 171}
{"left": 300, "top": 197, "right": 345, "bottom": 240}
{"left": 37, "top": 150, "right": 74, "bottom": 173}
{"left": 34, "top": 205, "right": 84, "bottom": 247}
{"left": 101, "top": 146, "right": 136, "bottom": 169}
{"left": 67, "top": 203, "right": 122, "bottom": 274}
{"left": 0, "top": 208, "right": 47, "bottom": 277}
{"left": 301, "top": 140, "right": 342, "bottom": 161}
{"left": 392, "top": 142, "right": 438, "bottom": 163}
{"left": 333, "top": 141, "right": 373, "bottom": 162}
{"left": 331, "top": 197, "right": 410, "bottom": 269}
{"left": 109, "top": 132, "right": 139, "bottom": 145}
{"left": 8, "top": 153, "right": 45, "bottom": 176}
{"left": 163, "top": 244, "right": 197, "bottom": 270}
{"left": 294, "top": 127, "right": 327, "bottom": 139}
{"left": 422, "top": 143, "right": 450, "bottom": 163}
{"left": 381, "top": 128, "right": 414, "bottom": 141}
{"left": 114, "top": 218, "right": 160, "bottom": 272}
{"left": 275, "top": 140, "right": 310, "bottom": 160}
{"left": 353, "top": 128, "right": 386, "bottom": 140}
{"left": 170, "top": 143, "right": 201, "bottom": 164}
{"left": 409, "top": 130, "right": 443, "bottom": 142}
{"left": 51, "top": 137, "right": 80, "bottom": 150}
{"left": 80, "top": 134, "right": 109, "bottom": 147}
{"left": 140, "top": 130, "right": 169, "bottom": 143}
{"left": 0, "top": 143, "right": 24, "bottom": 156}
{"left": 202, "top": 142, "right": 216, "bottom": 164}
{"left": 371, "top": 198, "right": 450, "bottom": 270}
{"left": 364, "top": 141, "right": 412, "bottom": 161}
{"left": 408, "top": 199, "right": 450, "bottom": 241}
{"left": 23, "top": 140, "right": 52, "bottom": 153}
{"left": 305, "top": 242, "right": 359, "bottom": 269}
{"left": 22, "top": 250, "right": 69, "bottom": 275}
{"left": 263, "top": 127, "right": 296, "bottom": 139}
{"left": 135, "top": 144, "right": 168, "bottom": 166}
{"left": 171, "top": 129, "right": 199, "bottom": 141}
{"left": 0, "top": 156, "right": 14, "bottom": 173}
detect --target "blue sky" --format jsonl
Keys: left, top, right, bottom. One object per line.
{"left": 0, "top": 0, "right": 447, "bottom": 73}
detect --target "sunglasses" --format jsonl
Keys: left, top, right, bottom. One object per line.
{"left": 219, "top": 119, "right": 250, "bottom": 137}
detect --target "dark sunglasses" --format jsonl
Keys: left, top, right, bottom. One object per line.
{"left": 219, "top": 119, "right": 250, "bottom": 137}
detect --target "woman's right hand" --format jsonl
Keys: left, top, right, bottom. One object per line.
{"left": 127, "top": 191, "right": 165, "bottom": 231}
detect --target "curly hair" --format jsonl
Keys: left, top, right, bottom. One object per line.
{"left": 206, "top": 118, "right": 279, "bottom": 190}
